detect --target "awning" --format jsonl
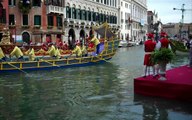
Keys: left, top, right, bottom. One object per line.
{"left": 93, "top": 22, "right": 116, "bottom": 39}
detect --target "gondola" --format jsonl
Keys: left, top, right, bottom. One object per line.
{"left": 0, "top": 22, "right": 120, "bottom": 73}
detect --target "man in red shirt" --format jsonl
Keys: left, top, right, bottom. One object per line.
{"left": 160, "top": 32, "right": 169, "bottom": 48}
{"left": 143, "top": 33, "right": 156, "bottom": 77}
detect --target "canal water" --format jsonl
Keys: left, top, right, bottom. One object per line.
{"left": 0, "top": 45, "right": 192, "bottom": 120}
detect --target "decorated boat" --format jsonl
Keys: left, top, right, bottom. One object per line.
{"left": 169, "top": 40, "right": 189, "bottom": 55}
{"left": 0, "top": 22, "right": 119, "bottom": 73}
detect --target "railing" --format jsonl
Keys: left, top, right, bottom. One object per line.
{"left": 47, "top": 5, "right": 64, "bottom": 14}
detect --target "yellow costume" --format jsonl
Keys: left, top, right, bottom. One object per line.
{"left": 47, "top": 45, "right": 56, "bottom": 57}
{"left": 55, "top": 48, "right": 61, "bottom": 59}
{"left": 81, "top": 45, "right": 88, "bottom": 56}
{"left": 0, "top": 47, "right": 5, "bottom": 60}
{"left": 90, "top": 36, "right": 100, "bottom": 46}
{"left": 72, "top": 45, "right": 82, "bottom": 57}
{"left": 10, "top": 46, "right": 23, "bottom": 58}
{"left": 90, "top": 35, "right": 101, "bottom": 54}
{"left": 36, "top": 48, "right": 47, "bottom": 55}
{"left": 25, "top": 48, "right": 36, "bottom": 61}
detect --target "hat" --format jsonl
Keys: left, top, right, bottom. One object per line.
{"left": 146, "top": 33, "right": 154, "bottom": 38}
{"left": 160, "top": 32, "right": 167, "bottom": 37}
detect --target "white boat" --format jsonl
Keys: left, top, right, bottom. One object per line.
{"left": 118, "top": 40, "right": 128, "bottom": 47}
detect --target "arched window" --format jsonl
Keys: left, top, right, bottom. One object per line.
{"left": 66, "top": 6, "right": 71, "bottom": 18}
{"left": 68, "top": 28, "right": 76, "bottom": 49}
{"left": 72, "top": 7, "right": 76, "bottom": 19}
{"left": 22, "top": 32, "right": 30, "bottom": 44}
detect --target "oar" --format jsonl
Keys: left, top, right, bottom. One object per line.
{"left": 7, "top": 63, "right": 28, "bottom": 74}
{"left": 102, "top": 58, "right": 109, "bottom": 62}
{"left": 43, "top": 60, "right": 60, "bottom": 67}
{"left": 94, "top": 54, "right": 111, "bottom": 63}
{"left": 40, "top": 55, "right": 60, "bottom": 67}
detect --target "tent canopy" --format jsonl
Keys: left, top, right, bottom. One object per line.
{"left": 93, "top": 22, "right": 116, "bottom": 39}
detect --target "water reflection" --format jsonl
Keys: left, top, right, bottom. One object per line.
{"left": 134, "top": 94, "right": 192, "bottom": 120}
{"left": 0, "top": 46, "right": 192, "bottom": 120}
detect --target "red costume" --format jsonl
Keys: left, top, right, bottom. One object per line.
{"left": 160, "top": 32, "right": 169, "bottom": 48}
{"left": 144, "top": 33, "right": 156, "bottom": 66}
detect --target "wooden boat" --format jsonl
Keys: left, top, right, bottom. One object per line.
{"left": 0, "top": 23, "right": 119, "bottom": 73}
{"left": 169, "top": 40, "right": 189, "bottom": 55}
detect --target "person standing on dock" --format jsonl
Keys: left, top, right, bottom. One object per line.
{"left": 143, "top": 33, "right": 156, "bottom": 77}
{"left": 188, "top": 34, "right": 192, "bottom": 68}
{"left": 159, "top": 32, "right": 170, "bottom": 49}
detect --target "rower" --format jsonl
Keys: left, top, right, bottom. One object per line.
{"left": 0, "top": 47, "right": 6, "bottom": 62}
{"left": 47, "top": 43, "right": 61, "bottom": 59}
{"left": 81, "top": 43, "right": 88, "bottom": 57}
{"left": 70, "top": 43, "right": 82, "bottom": 57}
{"left": 24, "top": 46, "right": 36, "bottom": 61}
{"left": 9, "top": 46, "right": 24, "bottom": 61}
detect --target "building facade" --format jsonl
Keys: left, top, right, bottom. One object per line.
{"left": 0, "top": 0, "right": 9, "bottom": 42}
{"left": 163, "top": 23, "right": 192, "bottom": 39}
{"left": 119, "top": 0, "right": 131, "bottom": 41}
{"left": 63, "top": 0, "right": 119, "bottom": 47}
{"left": 0, "top": 0, "right": 65, "bottom": 45}
{"left": 0, "top": 0, "right": 148, "bottom": 46}
{"left": 119, "top": 0, "right": 147, "bottom": 43}
{"left": 147, "top": 10, "right": 162, "bottom": 41}
{"left": 131, "top": 0, "right": 147, "bottom": 43}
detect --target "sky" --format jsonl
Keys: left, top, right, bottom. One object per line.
{"left": 147, "top": 0, "right": 192, "bottom": 24}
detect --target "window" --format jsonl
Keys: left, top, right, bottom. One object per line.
{"left": 9, "top": 0, "right": 16, "bottom": 6}
{"left": 72, "top": 8, "right": 76, "bottom": 19}
{"left": 96, "top": 0, "right": 99, "bottom": 2}
{"left": 57, "top": 16, "right": 62, "bottom": 27}
{"left": 80, "top": 10, "right": 84, "bottom": 20}
{"left": 23, "top": 14, "right": 28, "bottom": 25}
{"left": 104, "top": 0, "right": 106, "bottom": 4}
{"left": 9, "top": 14, "right": 15, "bottom": 25}
{"left": 96, "top": 13, "right": 99, "bottom": 22}
{"left": 47, "top": 0, "right": 61, "bottom": 6}
{"left": 66, "top": 6, "right": 71, "bottom": 18}
{"left": 0, "top": 4, "right": 6, "bottom": 23}
{"left": 47, "top": 15, "right": 53, "bottom": 26}
{"left": 93, "top": 12, "right": 96, "bottom": 21}
{"left": 33, "top": 0, "right": 41, "bottom": 6}
{"left": 88, "top": 11, "right": 91, "bottom": 21}
{"left": 34, "top": 15, "right": 41, "bottom": 25}
{"left": 77, "top": 9, "right": 80, "bottom": 19}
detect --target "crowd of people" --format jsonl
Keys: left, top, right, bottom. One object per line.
{"left": 143, "top": 31, "right": 192, "bottom": 78}
{"left": 0, "top": 34, "right": 102, "bottom": 62}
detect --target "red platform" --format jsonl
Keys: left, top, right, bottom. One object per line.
{"left": 134, "top": 65, "right": 192, "bottom": 102}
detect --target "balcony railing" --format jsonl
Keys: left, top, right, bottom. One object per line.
{"left": 47, "top": 5, "right": 64, "bottom": 14}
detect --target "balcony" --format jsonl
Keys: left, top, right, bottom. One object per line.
{"left": 47, "top": 5, "right": 64, "bottom": 14}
